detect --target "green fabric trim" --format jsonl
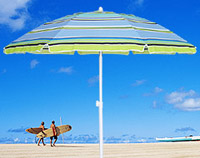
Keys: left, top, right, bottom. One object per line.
{"left": 49, "top": 44, "right": 144, "bottom": 52}
{"left": 148, "top": 46, "right": 196, "bottom": 54}
{"left": 4, "top": 45, "right": 196, "bottom": 55}
{"left": 4, "top": 45, "right": 44, "bottom": 54}
{"left": 78, "top": 50, "right": 129, "bottom": 55}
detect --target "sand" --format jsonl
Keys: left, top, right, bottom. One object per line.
{"left": 1, "top": 142, "right": 200, "bottom": 158}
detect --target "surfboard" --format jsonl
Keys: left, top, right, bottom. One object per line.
{"left": 36, "top": 125, "right": 72, "bottom": 138}
{"left": 25, "top": 128, "right": 43, "bottom": 134}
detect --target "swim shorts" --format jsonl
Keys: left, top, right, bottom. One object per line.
{"left": 50, "top": 136, "right": 57, "bottom": 140}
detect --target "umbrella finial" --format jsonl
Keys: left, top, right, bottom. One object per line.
{"left": 99, "top": 6, "right": 103, "bottom": 12}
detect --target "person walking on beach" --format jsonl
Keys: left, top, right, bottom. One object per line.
{"left": 37, "top": 121, "right": 46, "bottom": 146}
{"left": 50, "top": 120, "right": 57, "bottom": 147}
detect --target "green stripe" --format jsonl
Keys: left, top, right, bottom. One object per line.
{"left": 4, "top": 45, "right": 44, "bottom": 54}
{"left": 29, "top": 26, "right": 172, "bottom": 34}
{"left": 71, "top": 18, "right": 125, "bottom": 21}
{"left": 6, "top": 38, "right": 194, "bottom": 48}
{"left": 44, "top": 18, "right": 155, "bottom": 25}
{"left": 49, "top": 44, "right": 144, "bottom": 52}
{"left": 128, "top": 19, "right": 156, "bottom": 24}
{"left": 44, "top": 13, "right": 82, "bottom": 25}
{"left": 48, "top": 38, "right": 146, "bottom": 43}
{"left": 148, "top": 45, "right": 196, "bottom": 54}
{"left": 145, "top": 40, "right": 194, "bottom": 47}
{"left": 4, "top": 43, "right": 196, "bottom": 55}
{"left": 6, "top": 40, "right": 50, "bottom": 48}
{"left": 5, "top": 39, "right": 194, "bottom": 50}
{"left": 44, "top": 14, "right": 156, "bottom": 26}
{"left": 44, "top": 19, "right": 71, "bottom": 25}
{"left": 5, "top": 39, "right": 146, "bottom": 49}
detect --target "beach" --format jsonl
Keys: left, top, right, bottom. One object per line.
{"left": 1, "top": 142, "right": 200, "bottom": 158}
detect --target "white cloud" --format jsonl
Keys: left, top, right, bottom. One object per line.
{"left": 128, "top": 0, "right": 145, "bottom": 11}
{"left": 3, "top": 69, "right": 7, "bottom": 73}
{"left": 24, "top": 138, "right": 28, "bottom": 143}
{"left": 143, "top": 87, "right": 163, "bottom": 96}
{"left": 137, "top": 139, "right": 146, "bottom": 143}
{"left": 175, "top": 127, "right": 196, "bottom": 133}
{"left": 152, "top": 101, "right": 157, "bottom": 108}
{"left": 1, "top": 69, "right": 7, "bottom": 74}
{"left": 154, "top": 87, "right": 163, "bottom": 93}
{"left": 131, "top": 80, "right": 146, "bottom": 87}
{"left": 175, "top": 98, "right": 200, "bottom": 111}
{"left": 30, "top": 59, "right": 39, "bottom": 69}
{"left": 58, "top": 66, "right": 73, "bottom": 74}
{"left": 0, "top": 0, "right": 31, "bottom": 31}
{"left": 166, "top": 90, "right": 200, "bottom": 111}
{"left": 88, "top": 75, "right": 99, "bottom": 86}
{"left": 166, "top": 90, "right": 195, "bottom": 104}
{"left": 14, "top": 138, "right": 20, "bottom": 143}
{"left": 134, "top": 0, "right": 144, "bottom": 7}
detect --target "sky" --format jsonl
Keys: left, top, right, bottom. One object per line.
{"left": 0, "top": 0, "right": 200, "bottom": 144}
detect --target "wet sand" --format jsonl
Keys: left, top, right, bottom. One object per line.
{"left": 1, "top": 142, "right": 200, "bottom": 158}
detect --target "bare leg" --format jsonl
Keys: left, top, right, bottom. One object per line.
{"left": 41, "top": 138, "right": 46, "bottom": 146}
{"left": 37, "top": 138, "right": 41, "bottom": 146}
{"left": 50, "top": 138, "right": 53, "bottom": 147}
{"left": 53, "top": 138, "right": 57, "bottom": 146}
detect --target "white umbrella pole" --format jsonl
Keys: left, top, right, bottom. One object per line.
{"left": 96, "top": 51, "right": 103, "bottom": 158}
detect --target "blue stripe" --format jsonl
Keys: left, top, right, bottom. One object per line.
{"left": 11, "top": 37, "right": 189, "bottom": 44}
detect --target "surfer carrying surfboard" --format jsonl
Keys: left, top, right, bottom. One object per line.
{"left": 50, "top": 120, "right": 57, "bottom": 147}
{"left": 37, "top": 122, "right": 46, "bottom": 146}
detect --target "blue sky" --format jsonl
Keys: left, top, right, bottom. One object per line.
{"left": 0, "top": 0, "right": 200, "bottom": 143}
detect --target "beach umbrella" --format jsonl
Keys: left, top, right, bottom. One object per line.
{"left": 4, "top": 7, "right": 196, "bottom": 158}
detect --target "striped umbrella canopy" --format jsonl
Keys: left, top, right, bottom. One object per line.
{"left": 3, "top": 7, "right": 196, "bottom": 158}
{"left": 4, "top": 7, "right": 196, "bottom": 55}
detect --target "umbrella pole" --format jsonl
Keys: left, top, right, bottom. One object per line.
{"left": 97, "top": 51, "right": 103, "bottom": 158}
